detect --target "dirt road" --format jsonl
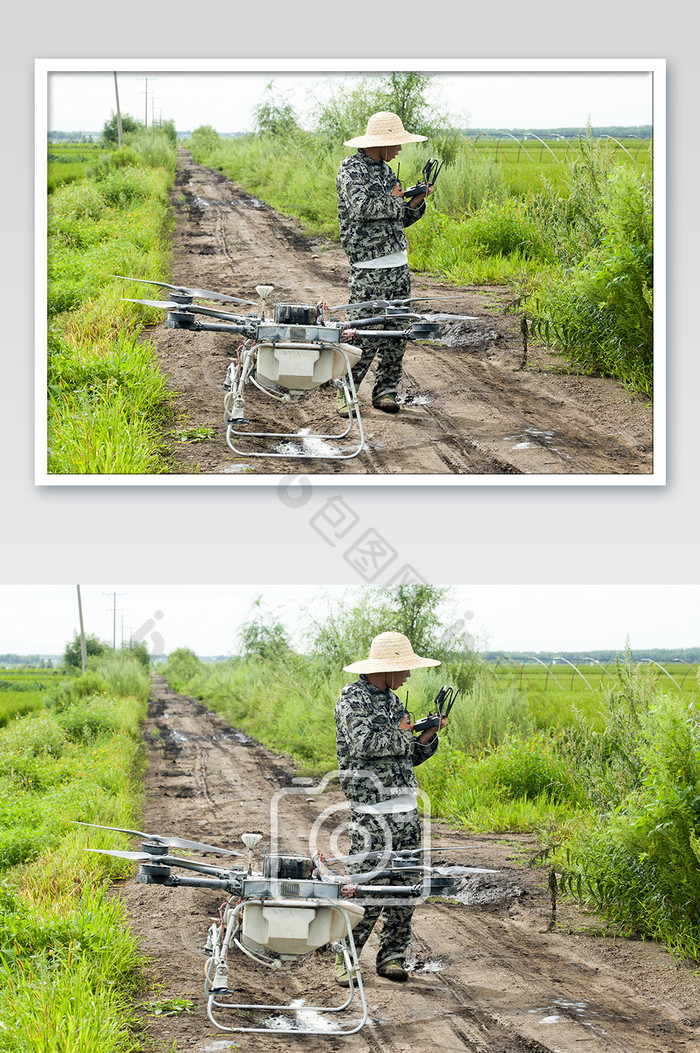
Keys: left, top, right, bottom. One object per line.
{"left": 148, "top": 150, "right": 653, "bottom": 477}
{"left": 120, "top": 677, "right": 700, "bottom": 1052}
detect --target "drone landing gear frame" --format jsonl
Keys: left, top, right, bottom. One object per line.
{"left": 205, "top": 899, "right": 368, "bottom": 1036}
{"left": 225, "top": 346, "right": 365, "bottom": 461}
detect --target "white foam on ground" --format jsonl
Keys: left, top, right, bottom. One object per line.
{"left": 264, "top": 999, "right": 342, "bottom": 1032}
{"left": 274, "top": 429, "right": 345, "bottom": 459}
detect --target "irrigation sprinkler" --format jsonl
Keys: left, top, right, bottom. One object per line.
{"left": 501, "top": 656, "right": 536, "bottom": 690}
{"left": 596, "top": 135, "right": 637, "bottom": 162}
{"left": 473, "top": 131, "right": 500, "bottom": 160}
{"left": 676, "top": 659, "right": 697, "bottom": 688}
{"left": 501, "top": 132, "right": 535, "bottom": 163}
{"left": 524, "top": 133, "right": 562, "bottom": 164}
{"left": 527, "top": 655, "right": 564, "bottom": 691}
{"left": 626, "top": 134, "right": 651, "bottom": 160}
{"left": 581, "top": 658, "right": 616, "bottom": 689}
{"left": 552, "top": 657, "right": 594, "bottom": 692}
{"left": 645, "top": 660, "right": 682, "bottom": 692}
{"left": 551, "top": 134, "right": 580, "bottom": 159}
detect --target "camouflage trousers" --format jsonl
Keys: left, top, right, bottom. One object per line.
{"left": 347, "top": 264, "right": 412, "bottom": 401}
{"left": 345, "top": 806, "right": 421, "bottom": 969}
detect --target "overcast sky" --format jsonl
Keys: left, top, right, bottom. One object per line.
{"left": 44, "top": 64, "right": 655, "bottom": 135}
{"left": 0, "top": 584, "right": 696, "bottom": 658}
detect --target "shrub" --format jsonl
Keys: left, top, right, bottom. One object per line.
{"left": 162, "top": 648, "right": 202, "bottom": 690}
{"left": 0, "top": 712, "right": 67, "bottom": 759}
{"left": 466, "top": 199, "right": 550, "bottom": 260}
{"left": 527, "top": 144, "right": 653, "bottom": 393}
{"left": 189, "top": 124, "right": 220, "bottom": 156}
{"left": 94, "top": 653, "right": 150, "bottom": 704}
{"left": 478, "top": 732, "right": 583, "bottom": 803}
{"left": 55, "top": 696, "right": 122, "bottom": 744}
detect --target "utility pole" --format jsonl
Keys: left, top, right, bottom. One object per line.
{"left": 104, "top": 591, "right": 126, "bottom": 651}
{"left": 76, "top": 585, "right": 88, "bottom": 675}
{"left": 113, "top": 72, "right": 123, "bottom": 147}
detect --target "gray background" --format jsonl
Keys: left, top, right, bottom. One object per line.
{"left": 5, "top": 5, "right": 696, "bottom": 587}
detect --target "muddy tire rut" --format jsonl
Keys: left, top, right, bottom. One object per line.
{"left": 150, "top": 150, "right": 653, "bottom": 477}
{"left": 118, "top": 677, "right": 700, "bottom": 1052}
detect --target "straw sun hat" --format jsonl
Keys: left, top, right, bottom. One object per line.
{"left": 343, "top": 111, "right": 428, "bottom": 149}
{"left": 343, "top": 631, "right": 441, "bottom": 674}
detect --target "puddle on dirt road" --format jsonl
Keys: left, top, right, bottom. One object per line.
{"left": 504, "top": 428, "right": 594, "bottom": 459}
{"left": 185, "top": 185, "right": 213, "bottom": 209}
{"left": 529, "top": 998, "right": 634, "bottom": 1037}
{"left": 230, "top": 195, "right": 268, "bottom": 209}
{"left": 405, "top": 956, "right": 445, "bottom": 973}
{"left": 454, "top": 874, "right": 525, "bottom": 906}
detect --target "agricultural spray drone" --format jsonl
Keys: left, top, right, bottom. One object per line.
{"left": 113, "top": 275, "right": 475, "bottom": 461}
{"left": 79, "top": 820, "right": 496, "bottom": 1036}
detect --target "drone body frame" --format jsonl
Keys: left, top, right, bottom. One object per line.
{"left": 112, "top": 275, "right": 475, "bottom": 462}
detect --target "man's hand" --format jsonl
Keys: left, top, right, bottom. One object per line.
{"left": 398, "top": 712, "right": 415, "bottom": 731}
{"left": 391, "top": 183, "right": 405, "bottom": 197}
{"left": 406, "top": 183, "right": 434, "bottom": 208}
{"left": 419, "top": 714, "right": 447, "bottom": 743}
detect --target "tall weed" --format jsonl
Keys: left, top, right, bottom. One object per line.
{"left": 527, "top": 143, "right": 654, "bottom": 393}
{"left": 558, "top": 660, "right": 700, "bottom": 959}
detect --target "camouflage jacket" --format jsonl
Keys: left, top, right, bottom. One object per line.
{"left": 335, "top": 674, "right": 438, "bottom": 806}
{"left": 336, "top": 151, "right": 426, "bottom": 265}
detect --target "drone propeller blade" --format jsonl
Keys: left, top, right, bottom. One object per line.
{"left": 165, "top": 838, "right": 242, "bottom": 856}
{"left": 420, "top": 312, "right": 479, "bottom": 322}
{"left": 87, "top": 848, "right": 234, "bottom": 876}
{"left": 111, "top": 275, "right": 257, "bottom": 306}
{"left": 123, "top": 299, "right": 254, "bottom": 324}
{"left": 171, "top": 303, "right": 254, "bottom": 322}
{"left": 87, "top": 848, "right": 156, "bottom": 861}
{"left": 73, "top": 821, "right": 241, "bottom": 856}
{"left": 125, "top": 298, "right": 187, "bottom": 310}
{"left": 433, "top": 865, "right": 501, "bottom": 875}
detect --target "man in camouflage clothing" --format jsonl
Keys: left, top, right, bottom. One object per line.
{"left": 334, "top": 631, "right": 446, "bottom": 984}
{"left": 336, "top": 112, "right": 433, "bottom": 415}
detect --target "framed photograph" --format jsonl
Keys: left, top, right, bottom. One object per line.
{"left": 37, "top": 58, "right": 664, "bottom": 486}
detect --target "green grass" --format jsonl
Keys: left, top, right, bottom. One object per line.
{"left": 0, "top": 692, "right": 45, "bottom": 727}
{"left": 0, "top": 656, "right": 151, "bottom": 1050}
{"left": 46, "top": 133, "right": 178, "bottom": 475}
{"left": 0, "top": 672, "right": 62, "bottom": 728}
{"left": 47, "top": 143, "right": 103, "bottom": 193}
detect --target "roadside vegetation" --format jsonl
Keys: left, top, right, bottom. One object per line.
{"left": 0, "top": 650, "right": 151, "bottom": 1051}
{"left": 161, "top": 584, "right": 700, "bottom": 963}
{"left": 186, "top": 74, "right": 654, "bottom": 395}
{"left": 46, "top": 125, "right": 177, "bottom": 474}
